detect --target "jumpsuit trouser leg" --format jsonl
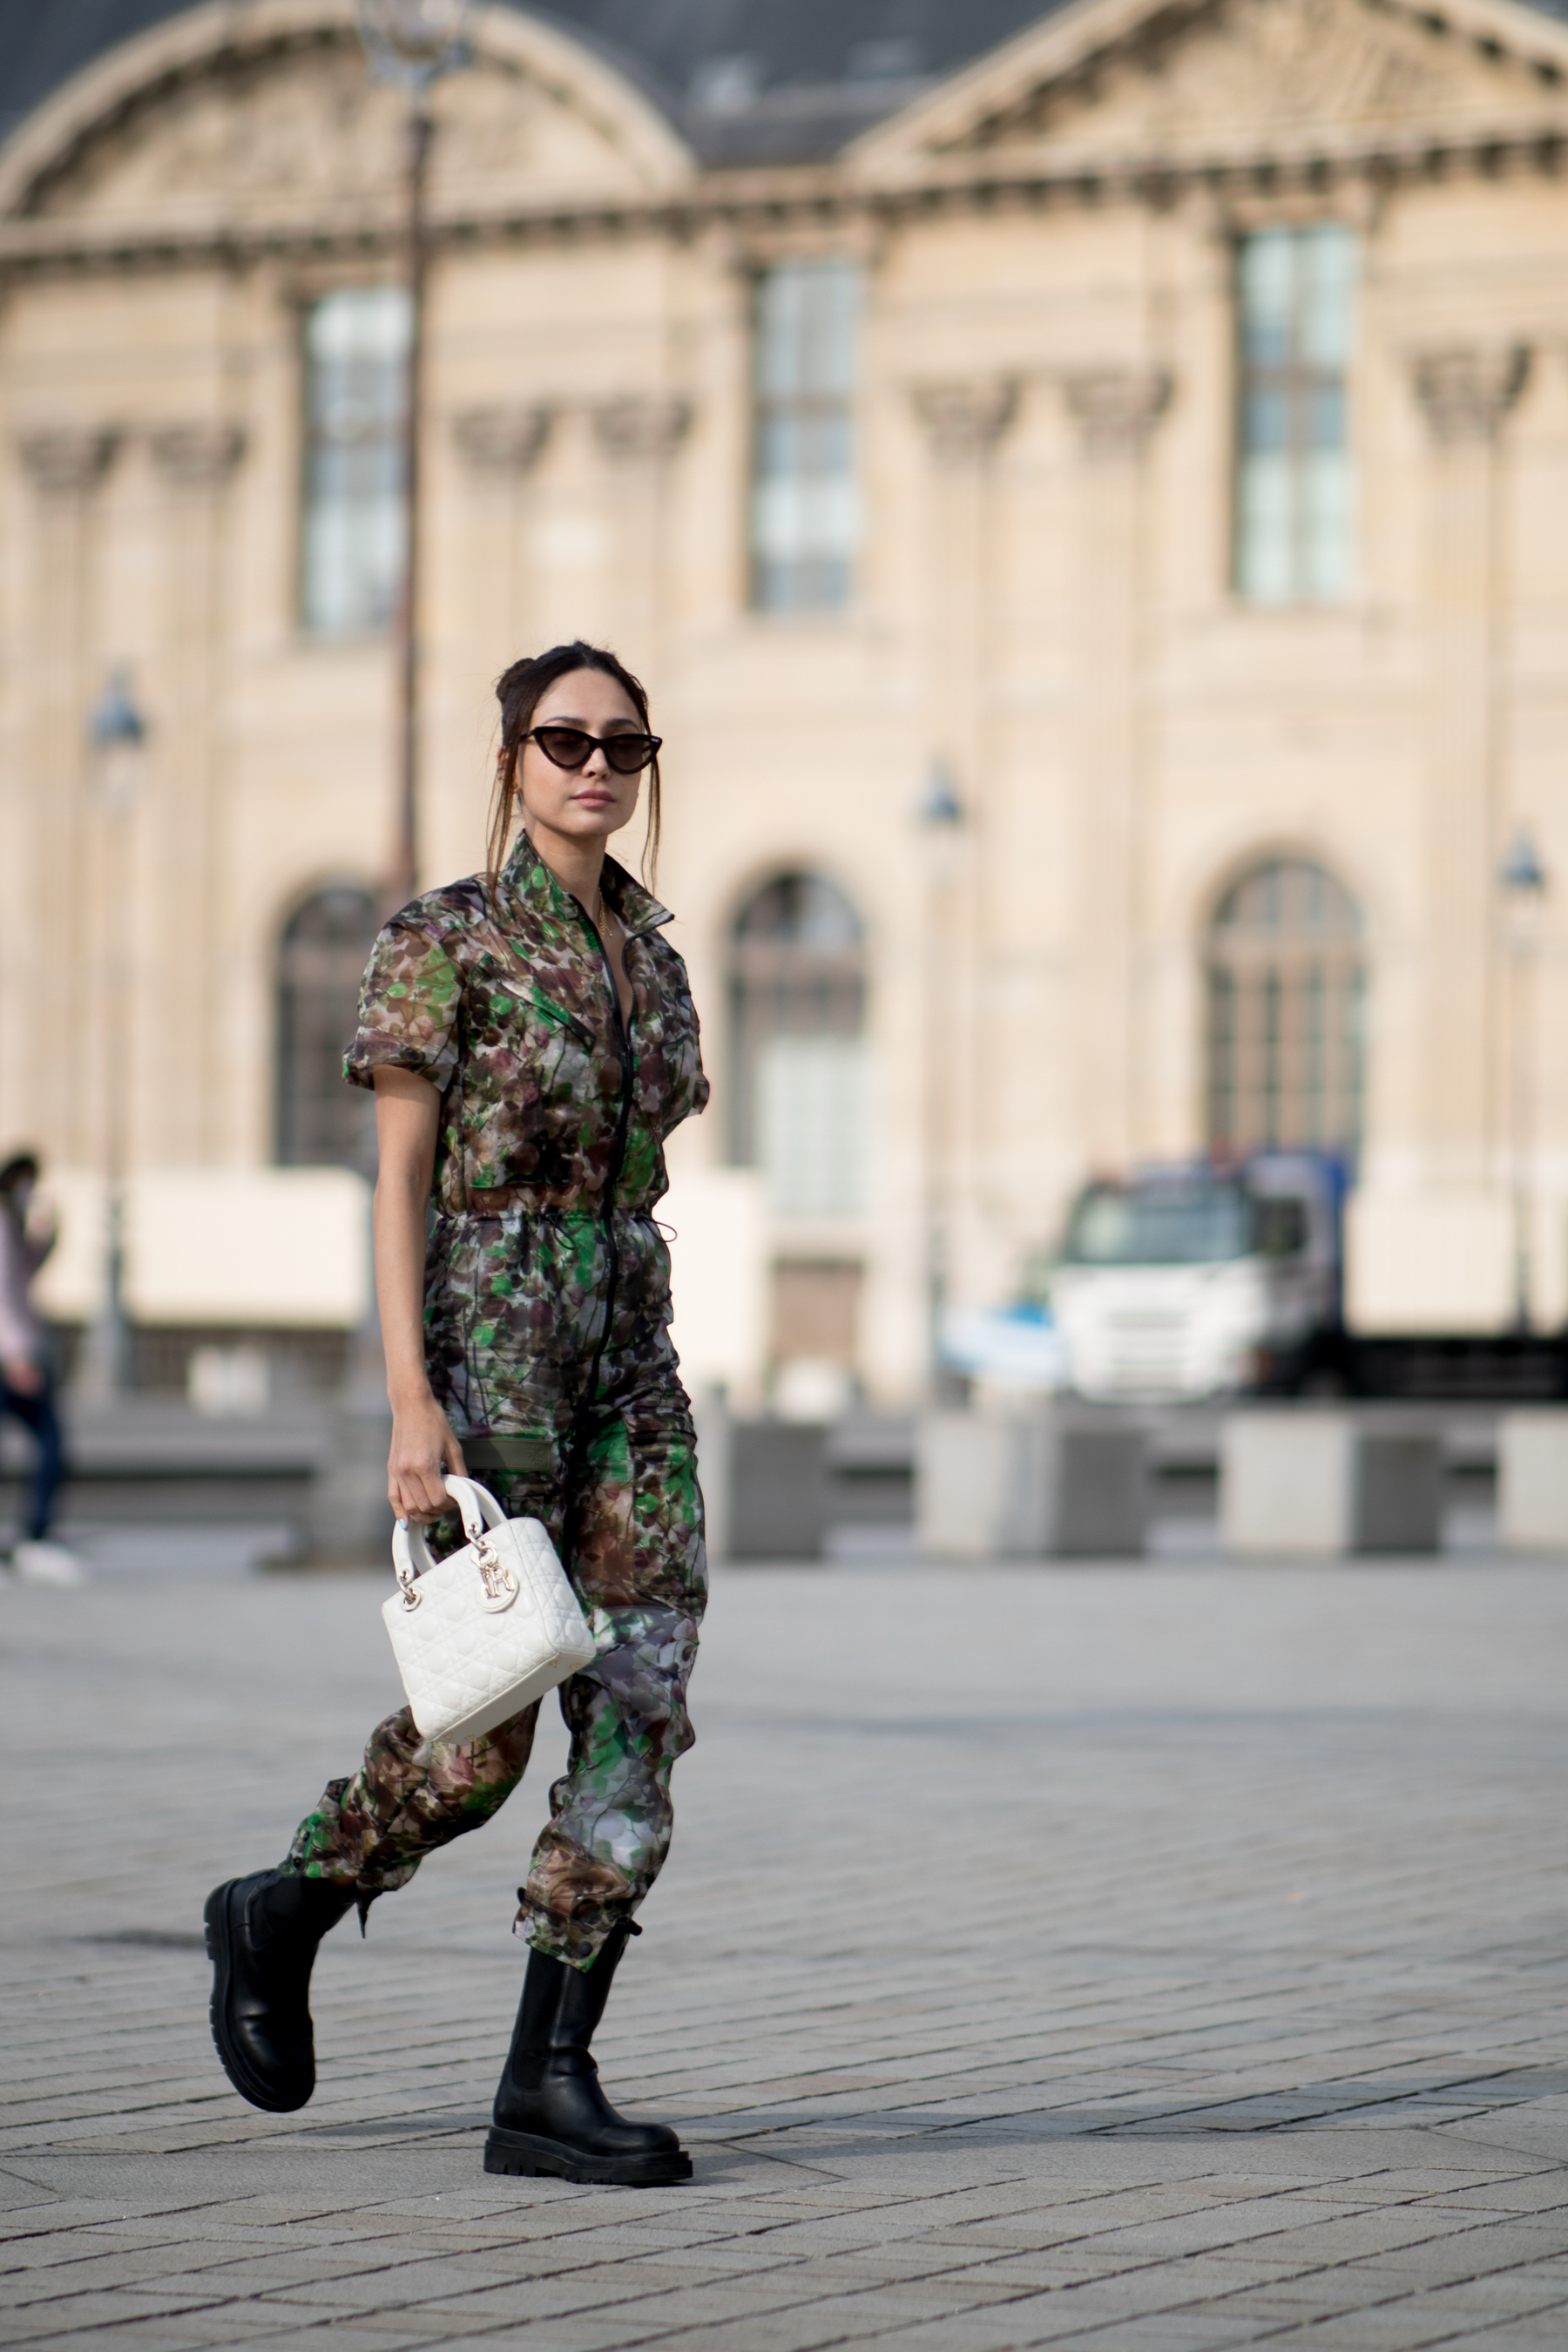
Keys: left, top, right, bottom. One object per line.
{"left": 283, "top": 1361, "right": 706, "bottom": 1970}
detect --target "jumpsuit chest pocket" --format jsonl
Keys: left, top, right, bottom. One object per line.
{"left": 460, "top": 957, "right": 610, "bottom": 1193}
{"left": 474, "top": 963, "right": 595, "bottom": 1089}
{"left": 525, "top": 990, "right": 596, "bottom": 1064}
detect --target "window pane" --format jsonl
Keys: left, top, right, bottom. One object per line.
{"left": 801, "top": 265, "right": 860, "bottom": 395}
{"left": 1308, "top": 381, "right": 1346, "bottom": 452}
{"left": 1301, "top": 224, "right": 1357, "bottom": 367}
{"left": 1206, "top": 858, "right": 1363, "bottom": 1156}
{"left": 301, "top": 287, "right": 411, "bottom": 638}
{"left": 736, "top": 872, "right": 862, "bottom": 949}
{"left": 1239, "top": 229, "right": 1294, "bottom": 363}
{"left": 1237, "top": 455, "right": 1294, "bottom": 603}
{"left": 1241, "top": 386, "right": 1289, "bottom": 456}
{"left": 1208, "top": 970, "right": 1236, "bottom": 1145}
{"left": 276, "top": 886, "right": 381, "bottom": 1169}
{"left": 1302, "top": 450, "right": 1354, "bottom": 600}
{"left": 751, "top": 260, "right": 861, "bottom": 613}
{"left": 729, "top": 870, "right": 867, "bottom": 1185}
{"left": 1234, "top": 226, "right": 1355, "bottom": 604}
{"left": 758, "top": 1035, "right": 868, "bottom": 1218}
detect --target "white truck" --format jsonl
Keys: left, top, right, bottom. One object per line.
{"left": 1050, "top": 1157, "right": 1342, "bottom": 1402}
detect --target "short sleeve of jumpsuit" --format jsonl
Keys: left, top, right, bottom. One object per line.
{"left": 286, "top": 834, "right": 711, "bottom": 1970}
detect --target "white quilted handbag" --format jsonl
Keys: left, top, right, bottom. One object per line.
{"left": 382, "top": 1476, "right": 596, "bottom": 1743}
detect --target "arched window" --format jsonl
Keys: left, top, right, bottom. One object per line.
{"left": 1206, "top": 856, "right": 1363, "bottom": 1156}
{"left": 276, "top": 886, "right": 381, "bottom": 1169}
{"left": 729, "top": 872, "right": 867, "bottom": 1219}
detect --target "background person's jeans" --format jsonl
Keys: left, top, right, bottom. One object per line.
{"left": 1, "top": 1374, "right": 64, "bottom": 1542}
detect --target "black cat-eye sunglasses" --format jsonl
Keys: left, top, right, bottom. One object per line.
{"left": 524, "top": 726, "right": 662, "bottom": 776}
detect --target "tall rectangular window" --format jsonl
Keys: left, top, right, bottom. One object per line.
{"left": 1234, "top": 226, "right": 1356, "bottom": 605}
{"left": 301, "top": 287, "right": 411, "bottom": 637}
{"left": 750, "top": 260, "right": 860, "bottom": 613}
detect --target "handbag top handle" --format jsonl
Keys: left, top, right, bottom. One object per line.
{"left": 442, "top": 1475, "right": 505, "bottom": 1538}
{"left": 391, "top": 1473, "right": 506, "bottom": 1590}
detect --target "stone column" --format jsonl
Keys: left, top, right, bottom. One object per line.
{"left": 1409, "top": 345, "right": 1530, "bottom": 1191}
{"left": 589, "top": 394, "right": 693, "bottom": 680}
{"left": 910, "top": 379, "right": 1017, "bottom": 1322}
{"left": 14, "top": 429, "right": 118, "bottom": 1166}
{"left": 451, "top": 402, "right": 552, "bottom": 666}
{"left": 1061, "top": 365, "right": 1172, "bottom": 1173}
{"left": 147, "top": 424, "right": 247, "bottom": 1163}
{"left": 910, "top": 379, "right": 1017, "bottom": 755}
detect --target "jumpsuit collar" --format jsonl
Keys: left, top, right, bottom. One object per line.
{"left": 497, "top": 830, "right": 673, "bottom": 942}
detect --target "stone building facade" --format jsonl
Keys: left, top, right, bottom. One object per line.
{"left": 3, "top": 0, "right": 1568, "bottom": 1401}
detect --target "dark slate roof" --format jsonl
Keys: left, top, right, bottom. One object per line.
{"left": 0, "top": 0, "right": 1066, "bottom": 162}
{"left": 527, "top": 1, "right": 1070, "bottom": 163}
{"left": 4, "top": 0, "right": 1568, "bottom": 164}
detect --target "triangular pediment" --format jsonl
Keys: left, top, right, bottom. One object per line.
{"left": 0, "top": 0, "right": 693, "bottom": 235}
{"left": 852, "top": 0, "right": 1568, "bottom": 182}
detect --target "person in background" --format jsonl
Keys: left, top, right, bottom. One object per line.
{"left": 0, "top": 1152, "right": 78, "bottom": 1585}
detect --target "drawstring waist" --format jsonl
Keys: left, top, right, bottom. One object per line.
{"left": 447, "top": 1193, "right": 661, "bottom": 1222}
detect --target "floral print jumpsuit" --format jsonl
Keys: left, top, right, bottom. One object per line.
{"left": 285, "top": 834, "right": 710, "bottom": 1969}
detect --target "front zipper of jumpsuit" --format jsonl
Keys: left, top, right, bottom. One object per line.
{"left": 493, "top": 918, "right": 636, "bottom": 1429}
{"left": 574, "top": 907, "right": 636, "bottom": 1448}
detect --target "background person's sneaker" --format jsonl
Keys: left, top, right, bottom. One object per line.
{"left": 11, "top": 1540, "right": 85, "bottom": 1586}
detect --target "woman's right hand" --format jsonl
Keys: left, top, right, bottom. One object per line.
{"left": 388, "top": 1394, "right": 468, "bottom": 1524}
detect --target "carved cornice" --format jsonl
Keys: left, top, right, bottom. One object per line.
{"left": 17, "top": 427, "right": 118, "bottom": 494}
{"left": 3, "top": 129, "right": 1568, "bottom": 281}
{"left": 857, "top": 0, "right": 1568, "bottom": 163}
{"left": 0, "top": 4, "right": 693, "bottom": 227}
{"left": 452, "top": 403, "right": 553, "bottom": 474}
{"left": 591, "top": 394, "right": 693, "bottom": 464}
{"left": 911, "top": 379, "right": 1018, "bottom": 463}
{"left": 1410, "top": 345, "right": 1531, "bottom": 444}
{"left": 1063, "top": 366, "right": 1173, "bottom": 456}
{"left": 148, "top": 422, "right": 247, "bottom": 486}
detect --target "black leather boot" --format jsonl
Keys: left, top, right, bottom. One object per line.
{"left": 205, "top": 1869, "right": 355, "bottom": 2112}
{"left": 484, "top": 1920, "right": 692, "bottom": 2186}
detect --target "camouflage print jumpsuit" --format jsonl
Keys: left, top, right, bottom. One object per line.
{"left": 284, "top": 833, "right": 710, "bottom": 1970}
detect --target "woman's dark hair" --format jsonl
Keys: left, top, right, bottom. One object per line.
{"left": 0, "top": 1152, "right": 39, "bottom": 1222}
{"left": 490, "top": 641, "right": 661, "bottom": 890}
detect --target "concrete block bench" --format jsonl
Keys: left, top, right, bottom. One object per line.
{"left": 1220, "top": 1410, "right": 1443, "bottom": 1557}
{"left": 916, "top": 1408, "right": 1149, "bottom": 1558}
{"left": 1497, "top": 1409, "right": 1568, "bottom": 1552}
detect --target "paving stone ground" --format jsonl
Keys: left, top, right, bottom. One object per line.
{"left": 3, "top": 1551, "right": 1568, "bottom": 2351}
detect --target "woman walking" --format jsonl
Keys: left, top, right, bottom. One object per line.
{"left": 206, "top": 644, "right": 708, "bottom": 2186}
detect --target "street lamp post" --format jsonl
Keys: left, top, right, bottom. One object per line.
{"left": 1499, "top": 827, "right": 1548, "bottom": 1334}
{"left": 919, "top": 762, "right": 964, "bottom": 1398}
{"left": 355, "top": 0, "right": 470, "bottom": 907}
{"left": 300, "top": 7, "right": 472, "bottom": 1552}
{"left": 78, "top": 671, "right": 149, "bottom": 1400}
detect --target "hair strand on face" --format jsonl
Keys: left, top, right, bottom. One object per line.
{"left": 489, "top": 641, "right": 661, "bottom": 890}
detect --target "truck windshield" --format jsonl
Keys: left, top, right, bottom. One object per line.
{"left": 1064, "top": 1180, "right": 1250, "bottom": 1267}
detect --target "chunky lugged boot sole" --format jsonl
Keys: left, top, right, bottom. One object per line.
{"left": 483, "top": 2126, "right": 693, "bottom": 2186}
{"left": 204, "top": 1881, "right": 314, "bottom": 2115}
